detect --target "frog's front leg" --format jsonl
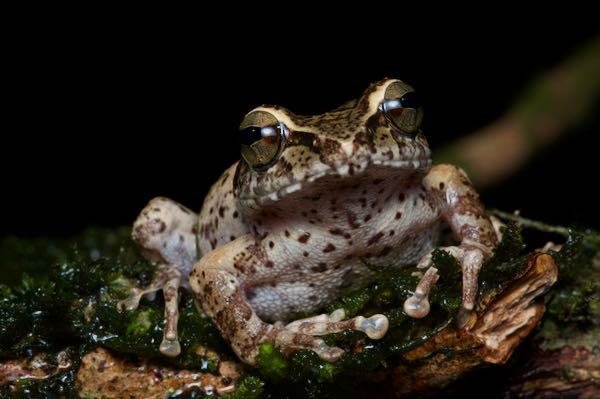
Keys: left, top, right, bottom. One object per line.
{"left": 190, "top": 236, "right": 387, "bottom": 365}
{"left": 407, "top": 165, "right": 498, "bottom": 327}
{"left": 120, "top": 197, "right": 198, "bottom": 356}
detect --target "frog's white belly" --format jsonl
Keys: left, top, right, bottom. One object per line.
{"left": 247, "top": 223, "right": 440, "bottom": 322}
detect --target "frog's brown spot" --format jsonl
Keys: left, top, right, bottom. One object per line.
{"left": 298, "top": 232, "right": 311, "bottom": 243}
{"left": 303, "top": 251, "right": 309, "bottom": 257}
{"left": 364, "top": 214, "right": 372, "bottom": 222}
{"left": 158, "top": 220, "right": 166, "bottom": 233}
{"left": 218, "top": 206, "right": 227, "bottom": 218}
{"left": 209, "top": 207, "right": 214, "bottom": 215}
{"left": 379, "top": 246, "right": 392, "bottom": 256}
{"left": 284, "top": 230, "right": 290, "bottom": 237}
{"left": 439, "top": 182, "right": 445, "bottom": 190}
{"left": 370, "top": 201, "right": 377, "bottom": 209}
{"left": 311, "top": 263, "right": 328, "bottom": 272}
{"left": 323, "top": 243, "right": 336, "bottom": 253}
{"left": 389, "top": 230, "right": 395, "bottom": 236}
{"left": 308, "top": 295, "right": 318, "bottom": 301}
{"left": 373, "top": 178, "right": 384, "bottom": 185}
{"left": 378, "top": 187, "right": 385, "bottom": 194}
{"left": 346, "top": 211, "right": 360, "bottom": 229}
{"left": 399, "top": 193, "right": 406, "bottom": 202}
{"left": 368, "top": 232, "right": 384, "bottom": 246}
{"left": 269, "top": 241, "right": 275, "bottom": 248}
{"left": 230, "top": 235, "right": 236, "bottom": 241}
{"left": 233, "top": 211, "right": 239, "bottom": 218}
{"left": 203, "top": 283, "right": 213, "bottom": 295}
{"left": 395, "top": 211, "right": 402, "bottom": 219}
{"left": 234, "top": 262, "right": 245, "bottom": 273}
{"left": 359, "top": 198, "right": 367, "bottom": 208}
{"left": 265, "top": 261, "right": 274, "bottom": 268}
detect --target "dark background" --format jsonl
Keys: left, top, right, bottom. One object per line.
{"left": 2, "top": 19, "right": 599, "bottom": 238}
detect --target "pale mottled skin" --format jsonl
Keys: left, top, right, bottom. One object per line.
{"left": 124, "top": 79, "right": 498, "bottom": 365}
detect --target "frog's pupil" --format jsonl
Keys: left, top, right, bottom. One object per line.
{"left": 399, "top": 91, "right": 422, "bottom": 109}
{"left": 240, "top": 126, "right": 265, "bottom": 146}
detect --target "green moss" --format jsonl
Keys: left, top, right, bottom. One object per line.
{"left": 255, "top": 342, "right": 289, "bottom": 381}
{"left": 0, "top": 222, "right": 576, "bottom": 397}
{"left": 223, "top": 375, "right": 265, "bottom": 399}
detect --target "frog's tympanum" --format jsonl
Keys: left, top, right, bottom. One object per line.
{"left": 122, "top": 79, "right": 498, "bottom": 365}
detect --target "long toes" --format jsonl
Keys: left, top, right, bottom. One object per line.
{"left": 313, "top": 340, "right": 345, "bottom": 362}
{"left": 358, "top": 314, "right": 389, "bottom": 339}
{"left": 160, "top": 338, "right": 181, "bottom": 357}
{"left": 403, "top": 295, "right": 431, "bottom": 318}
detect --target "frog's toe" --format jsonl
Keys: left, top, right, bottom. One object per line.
{"left": 356, "top": 314, "right": 389, "bottom": 339}
{"left": 313, "top": 340, "right": 345, "bottom": 362}
{"left": 404, "top": 266, "right": 439, "bottom": 318}
{"left": 160, "top": 337, "right": 181, "bottom": 357}
{"left": 403, "top": 294, "right": 431, "bottom": 318}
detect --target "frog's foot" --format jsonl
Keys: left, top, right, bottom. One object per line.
{"left": 414, "top": 244, "right": 487, "bottom": 328}
{"left": 118, "top": 264, "right": 183, "bottom": 357}
{"left": 280, "top": 309, "right": 389, "bottom": 340}
{"left": 270, "top": 329, "right": 345, "bottom": 362}
{"left": 403, "top": 266, "right": 439, "bottom": 318}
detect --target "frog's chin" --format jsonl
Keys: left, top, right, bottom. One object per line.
{"left": 253, "top": 157, "right": 432, "bottom": 204}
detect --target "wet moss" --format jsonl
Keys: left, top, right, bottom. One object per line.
{"left": 0, "top": 222, "right": 591, "bottom": 398}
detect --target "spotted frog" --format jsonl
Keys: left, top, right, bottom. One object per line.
{"left": 123, "top": 79, "right": 498, "bottom": 365}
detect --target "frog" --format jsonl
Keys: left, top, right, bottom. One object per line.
{"left": 121, "top": 79, "right": 498, "bottom": 366}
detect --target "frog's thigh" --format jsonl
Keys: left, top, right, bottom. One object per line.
{"left": 132, "top": 196, "right": 198, "bottom": 271}
{"left": 190, "top": 237, "right": 346, "bottom": 365}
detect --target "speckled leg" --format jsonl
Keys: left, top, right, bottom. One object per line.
{"left": 415, "top": 165, "right": 498, "bottom": 328}
{"left": 190, "top": 236, "right": 382, "bottom": 365}
{"left": 122, "top": 197, "right": 198, "bottom": 356}
{"left": 281, "top": 309, "right": 388, "bottom": 339}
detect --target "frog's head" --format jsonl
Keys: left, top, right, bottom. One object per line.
{"left": 235, "top": 79, "right": 432, "bottom": 208}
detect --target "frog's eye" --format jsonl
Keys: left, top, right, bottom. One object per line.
{"left": 239, "top": 111, "right": 285, "bottom": 170}
{"left": 380, "top": 81, "right": 424, "bottom": 136}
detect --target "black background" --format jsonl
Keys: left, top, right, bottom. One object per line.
{"left": 2, "top": 17, "right": 599, "bottom": 238}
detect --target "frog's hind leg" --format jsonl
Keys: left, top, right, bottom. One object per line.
{"left": 279, "top": 309, "right": 389, "bottom": 339}
{"left": 121, "top": 197, "right": 198, "bottom": 357}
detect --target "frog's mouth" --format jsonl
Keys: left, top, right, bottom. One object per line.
{"left": 250, "top": 156, "right": 432, "bottom": 204}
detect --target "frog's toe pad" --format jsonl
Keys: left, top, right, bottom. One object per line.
{"left": 358, "top": 314, "right": 389, "bottom": 339}
{"left": 403, "top": 295, "right": 431, "bottom": 318}
{"left": 160, "top": 338, "right": 181, "bottom": 357}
